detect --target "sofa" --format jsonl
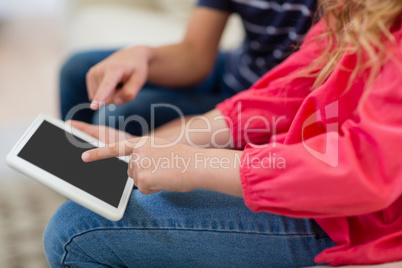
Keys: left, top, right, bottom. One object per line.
{"left": 65, "top": 0, "right": 244, "bottom": 53}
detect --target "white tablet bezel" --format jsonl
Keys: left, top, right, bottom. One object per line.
{"left": 6, "top": 114, "right": 134, "bottom": 221}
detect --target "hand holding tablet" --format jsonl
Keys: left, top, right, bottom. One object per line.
{"left": 6, "top": 114, "right": 134, "bottom": 221}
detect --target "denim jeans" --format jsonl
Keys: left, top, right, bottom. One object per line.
{"left": 43, "top": 190, "right": 336, "bottom": 267}
{"left": 59, "top": 50, "right": 235, "bottom": 135}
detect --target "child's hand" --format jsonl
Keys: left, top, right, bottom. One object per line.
{"left": 86, "top": 46, "right": 153, "bottom": 110}
{"left": 81, "top": 136, "right": 197, "bottom": 195}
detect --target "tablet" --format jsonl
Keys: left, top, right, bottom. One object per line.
{"left": 6, "top": 114, "right": 134, "bottom": 221}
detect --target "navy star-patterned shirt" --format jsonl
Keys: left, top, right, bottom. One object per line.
{"left": 198, "top": 0, "right": 317, "bottom": 92}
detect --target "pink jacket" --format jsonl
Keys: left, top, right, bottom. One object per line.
{"left": 217, "top": 20, "right": 402, "bottom": 266}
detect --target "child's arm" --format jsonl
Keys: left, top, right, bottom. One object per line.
{"left": 88, "top": 7, "right": 230, "bottom": 109}
{"left": 150, "top": 109, "right": 233, "bottom": 149}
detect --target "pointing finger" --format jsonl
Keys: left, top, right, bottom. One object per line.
{"left": 91, "top": 68, "right": 124, "bottom": 110}
{"left": 81, "top": 137, "right": 146, "bottom": 162}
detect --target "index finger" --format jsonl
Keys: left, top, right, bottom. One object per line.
{"left": 82, "top": 138, "right": 138, "bottom": 162}
{"left": 90, "top": 68, "right": 124, "bottom": 110}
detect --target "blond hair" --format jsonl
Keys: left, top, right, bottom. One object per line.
{"left": 309, "top": 0, "right": 402, "bottom": 90}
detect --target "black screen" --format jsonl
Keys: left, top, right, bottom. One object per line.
{"left": 18, "top": 121, "right": 129, "bottom": 208}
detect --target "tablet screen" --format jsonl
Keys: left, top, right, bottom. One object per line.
{"left": 17, "top": 120, "right": 129, "bottom": 208}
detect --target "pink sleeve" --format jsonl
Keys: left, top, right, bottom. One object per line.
{"left": 238, "top": 62, "right": 402, "bottom": 218}
{"left": 216, "top": 21, "right": 326, "bottom": 149}
{"left": 216, "top": 19, "right": 402, "bottom": 218}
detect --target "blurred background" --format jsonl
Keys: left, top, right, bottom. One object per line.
{"left": 0, "top": 0, "right": 242, "bottom": 267}
{"left": 1, "top": 1, "right": 401, "bottom": 268}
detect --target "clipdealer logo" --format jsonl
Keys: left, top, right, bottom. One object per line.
{"left": 301, "top": 101, "right": 339, "bottom": 167}
{"left": 64, "top": 101, "right": 340, "bottom": 168}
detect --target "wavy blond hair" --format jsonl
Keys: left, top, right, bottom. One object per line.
{"left": 309, "top": 0, "right": 402, "bottom": 90}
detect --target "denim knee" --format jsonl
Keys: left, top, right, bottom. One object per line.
{"left": 60, "top": 52, "right": 99, "bottom": 121}
{"left": 60, "top": 52, "right": 93, "bottom": 86}
{"left": 60, "top": 49, "right": 117, "bottom": 84}
{"left": 43, "top": 201, "right": 72, "bottom": 266}
{"left": 43, "top": 201, "right": 90, "bottom": 267}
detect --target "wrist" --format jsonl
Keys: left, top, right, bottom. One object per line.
{"left": 129, "top": 45, "right": 155, "bottom": 63}
{"left": 188, "top": 148, "right": 243, "bottom": 197}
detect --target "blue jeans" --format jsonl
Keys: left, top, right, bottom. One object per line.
{"left": 43, "top": 190, "right": 336, "bottom": 267}
{"left": 59, "top": 50, "right": 234, "bottom": 135}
